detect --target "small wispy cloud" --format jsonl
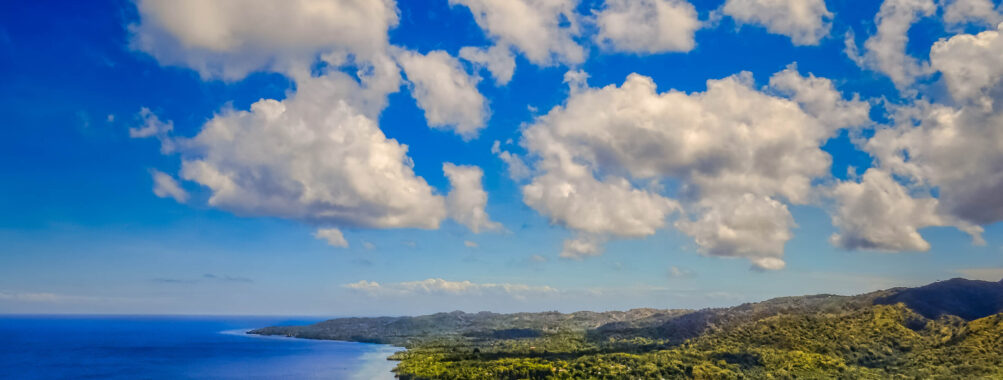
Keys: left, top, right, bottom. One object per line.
{"left": 566, "top": 285, "right": 743, "bottom": 303}
{"left": 0, "top": 291, "right": 110, "bottom": 303}
{"left": 152, "top": 278, "right": 195, "bottom": 284}
{"left": 668, "top": 266, "right": 696, "bottom": 278}
{"left": 464, "top": 240, "right": 478, "bottom": 248}
{"left": 150, "top": 169, "right": 189, "bottom": 203}
{"left": 314, "top": 228, "right": 348, "bottom": 248}
{"left": 351, "top": 258, "right": 374, "bottom": 267}
{"left": 343, "top": 278, "right": 558, "bottom": 300}
{"left": 152, "top": 274, "right": 253, "bottom": 284}
{"left": 203, "top": 274, "right": 254, "bottom": 283}
{"left": 506, "top": 254, "right": 548, "bottom": 270}
{"left": 129, "top": 107, "right": 175, "bottom": 153}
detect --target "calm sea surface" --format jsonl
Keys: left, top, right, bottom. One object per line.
{"left": 0, "top": 315, "right": 401, "bottom": 379}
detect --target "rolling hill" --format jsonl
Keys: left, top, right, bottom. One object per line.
{"left": 251, "top": 277, "right": 1003, "bottom": 379}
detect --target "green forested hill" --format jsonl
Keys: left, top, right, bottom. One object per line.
{"left": 250, "top": 308, "right": 690, "bottom": 346}
{"left": 251, "top": 278, "right": 1003, "bottom": 379}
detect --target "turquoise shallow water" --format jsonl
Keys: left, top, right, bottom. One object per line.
{"left": 0, "top": 315, "right": 401, "bottom": 379}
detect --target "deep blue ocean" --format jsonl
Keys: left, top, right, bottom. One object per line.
{"left": 0, "top": 315, "right": 401, "bottom": 379}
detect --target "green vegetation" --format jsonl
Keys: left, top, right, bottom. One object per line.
{"left": 251, "top": 278, "right": 1003, "bottom": 379}
{"left": 392, "top": 305, "right": 1003, "bottom": 379}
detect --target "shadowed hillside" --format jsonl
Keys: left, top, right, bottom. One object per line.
{"left": 875, "top": 278, "right": 1003, "bottom": 320}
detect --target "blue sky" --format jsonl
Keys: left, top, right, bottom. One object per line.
{"left": 1, "top": 0, "right": 1002, "bottom": 315}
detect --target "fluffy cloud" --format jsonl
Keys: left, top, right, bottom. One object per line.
{"left": 845, "top": 0, "right": 936, "bottom": 90}
{"left": 768, "top": 63, "right": 872, "bottom": 131}
{"left": 560, "top": 234, "right": 607, "bottom": 259}
{"left": 150, "top": 169, "right": 189, "bottom": 203}
{"left": 523, "top": 171, "right": 679, "bottom": 239}
{"left": 943, "top": 0, "right": 1002, "bottom": 27}
{"left": 449, "top": 0, "right": 584, "bottom": 65}
{"left": 131, "top": 0, "right": 399, "bottom": 80}
{"left": 314, "top": 228, "right": 349, "bottom": 248}
{"left": 929, "top": 23, "right": 1003, "bottom": 105}
{"left": 676, "top": 194, "right": 794, "bottom": 270}
{"left": 826, "top": 19, "right": 1003, "bottom": 254}
{"left": 721, "top": 0, "right": 832, "bottom": 45}
{"left": 594, "top": 0, "right": 701, "bottom": 54}
{"left": 444, "top": 163, "right": 502, "bottom": 233}
{"left": 460, "top": 44, "right": 516, "bottom": 85}
{"left": 133, "top": 0, "right": 512, "bottom": 245}
{"left": 828, "top": 169, "right": 979, "bottom": 251}
{"left": 864, "top": 101, "right": 1003, "bottom": 230}
{"left": 520, "top": 66, "right": 868, "bottom": 269}
{"left": 396, "top": 49, "right": 489, "bottom": 139}
{"left": 178, "top": 72, "right": 447, "bottom": 230}
{"left": 344, "top": 278, "right": 558, "bottom": 298}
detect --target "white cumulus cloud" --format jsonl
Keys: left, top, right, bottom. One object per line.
{"left": 929, "top": 23, "right": 1003, "bottom": 106}
{"left": 845, "top": 0, "right": 937, "bottom": 90}
{"left": 396, "top": 49, "right": 489, "bottom": 140}
{"left": 444, "top": 163, "right": 502, "bottom": 233}
{"left": 449, "top": 0, "right": 584, "bottom": 66}
{"left": 943, "top": 0, "right": 1002, "bottom": 27}
{"left": 768, "top": 63, "right": 872, "bottom": 131}
{"left": 131, "top": 0, "right": 399, "bottom": 80}
{"left": 722, "top": 0, "right": 832, "bottom": 45}
{"left": 862, "top": 102, "right": 1000, "bottom": 235}
{"left": 828, "top": 169, "right": 981, "bottom": 251}
{"left": 178, "top": 72, "right": 447, "bottom": 230}
{"left": 828, "top": 19, "right": 1003, "bottom": 255}
{"left": 519, "top": 66, "right": 869, "bottom": 269}
{"left": 460, "top": 44, "right": 517, "bottom": 85}
{"left": 594, "top": 0, "right": 701, "bottom": 54}
{"left": 676, "top": 194, "right": 794, "bottom": 270}
{"left": 134, "top": 1, "right": 510, "bottom": 245}
{"left": 560, "top": 233, "right": 607, "bottom": 259}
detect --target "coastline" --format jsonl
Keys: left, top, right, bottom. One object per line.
{"left": 241, "top": 328, "right": 406, "bottom": 378}
{"left": 241, "top": 327, "right": 407, "bottom": 349}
